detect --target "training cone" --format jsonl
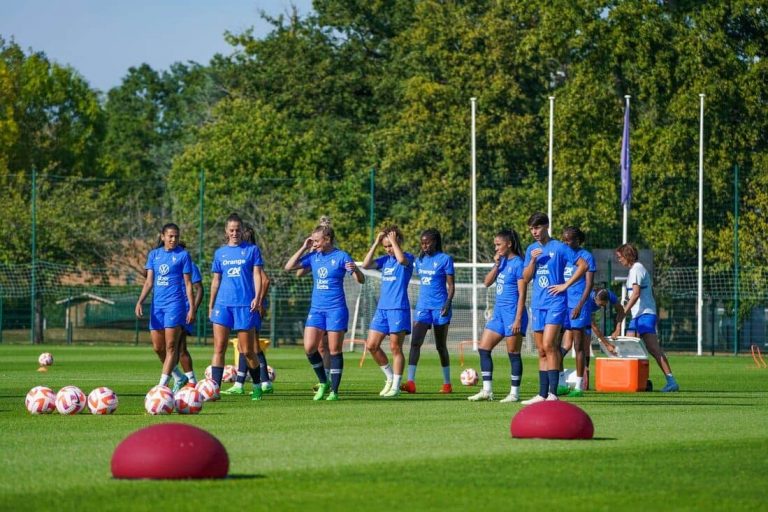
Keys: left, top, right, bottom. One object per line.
{"left": 510, "top": 401, "right": 594, "bottom": 440}
{"left": 111, "top": 423, "right": 229, "bottom": 479}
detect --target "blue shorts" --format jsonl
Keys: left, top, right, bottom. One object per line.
{"left": 150, "top": 303, "right": 186, "bottom": 330}
{"left": 306, "top": 307, "right": 349, "bottom": 332}
{"left": 485, "top": 306, "right": 528, "bottom": 337}
{"left": 532, "top": 308, "right": 567, "bottom": 332}
{"left": 210, "top": 305, "right": 261, "bottom": 331}
{"left": 628, "top": 314, "right": 657, "bottom": 336}
{"left": 564, "top": 305, "right": 591, "bottom": 330}
{"left": 183, "top": 322, "right": 195, "bottom": 336}
{"left": 370, "top": 308, "right": 411, "bottom": 335}
{"left": 414, "top": 308, "right": 452, "bottom": 327}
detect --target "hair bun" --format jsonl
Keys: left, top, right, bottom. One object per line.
{"left": 318, "top": 216, "right": 332, "bottom": 228}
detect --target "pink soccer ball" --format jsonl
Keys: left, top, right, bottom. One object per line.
{"left": 460, "top": 368, "right": 479, "bottom": 386}
{"left": 87, "top": 387, "right": 118, "bottom": 415}
{"left": 56, "top": 385, "right": 86, "bottom": 415}
{"left": 25, "top": 386, "right": 56, "bottom": 414}
{"left": 38, "top": 352, "right": 54, "bottom": 367}
{"left": 144, "top": 385, "right": 174, "bottom": 415}
{"left": 175, "top": 387, "right": 203, "bottom": 415}
{"left": 195, "top": 378, "right": 220, "bottom": 402}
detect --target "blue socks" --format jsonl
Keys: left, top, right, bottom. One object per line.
{"left": 508, "top": 352, "right": 522, "bottom": 387}
{"left": 257, "top": 352, "right": 269, "bottom": 382}
{"left": 236, "top": 353, "right": 248, "bottom": 384}
{"left": 538, "top": 370, "right": 548, "bottom": 397}
{"left": 547, "top": 369, "right": 559, "bottom": 396}
{"left": 479, "top": 348, "right": 493, "bottom": 381}
{"left": 211, "top": 366, "right": 224, "bottom": 387}
{"left": 307, "top": 351, "right": 327, "bottom": 383}
{"left": 330, "top": 353, "right": 343, "bottom": 393}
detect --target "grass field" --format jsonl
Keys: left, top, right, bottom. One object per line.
{"left": 1, "top": 344, "right": 766, "bottom": 512}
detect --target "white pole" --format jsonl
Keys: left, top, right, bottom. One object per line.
{"left": 548, "top": 96, "right": 555, "bottom": 230}
{"left": 620, "top": 95, "right": 630, "bottom": 336}
{"left": 471, "top": 98, "right": 478, "bottom": 350}
{"left": 698, "top": 93, "right": 705, "bottom": 356}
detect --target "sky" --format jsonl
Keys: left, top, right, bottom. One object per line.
{"left": 0, "top": 0, "right": 315, "bottom": 92}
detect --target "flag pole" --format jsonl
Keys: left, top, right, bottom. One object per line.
{"left": 697, "top": 93, "right": 705, "bottom": 356}
{"left": 471, "top": 97, "right": 478, "bottom": 350}
{"left": 622, "top": 95, "right": 630, "bottom": 246}
{"left": 548, "top": 96, "right": 555, "bottom": 230}
{"left": 620, "top": 95, "right": 631, "bottom": 336}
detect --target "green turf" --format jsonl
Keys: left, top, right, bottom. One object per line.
{"left": 1, "top": 345, "right": 766, "bottom": 511}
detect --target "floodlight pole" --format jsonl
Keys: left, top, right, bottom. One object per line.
{"left": 697, "top": 94, "right": 704, "bottom": 356}
{"left": 548, "top": 96, "right": 555, "bottom": 230}
{"left": 471, "top": 98, "right": 478, "bottom": 350}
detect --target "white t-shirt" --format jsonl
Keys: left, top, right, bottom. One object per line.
{"left": 626, "top": 262, "right": 656, "bottom": 317}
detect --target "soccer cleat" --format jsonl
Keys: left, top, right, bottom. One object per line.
{"left": 661, "top": 382, "right": 679, "bottom": 392}
{"left": 521, "top": 394, "right": 546, "bottom": 405}
{"left": 261, "top": 381, "right": 274, "bottom": 394}
{"left": 172, "top": 375, "right": 189, "bottom": 394}
{"left": 400, "top": 380, "right": 417, "bottom": 394}
{"left": 382, "top": 386, "right": 400, "bottom": 398}
{"left": 220, "top": 385, "right": 245, "bottom": 396}
{"left": 499, "top": 391, "right": 519, "bottom": 403}
{"left": 468, "top": 390, "right": 494, "bottom": 401}
{"left": 567, "top": 389, "right": 584, "bottom": 397}
{"left": 326, "top": 392, "right": 339, "bottom": 401}
{"left": 313, "top": 382, "right": 330, "bottom": 401}
{"left": 545, "top": 393, "right": 559, "bottom": 401}
{"left": 251, "top": 386, "right": 263, "bottom": 401}
{"left": 439, "top": 383, "right": 453, "bottom": 394}
{"left": 312, "top": 382, "right": 321, "bottom": 392}
{"left": 556, "top": 385, "right": 571, "bottom": 396}
{"left": 378, "top": 379, "right": 393, "bottom": 396}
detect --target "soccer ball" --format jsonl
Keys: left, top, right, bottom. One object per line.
{"left": 56, "top": 385, "right": 86, "bottom": 415}
{"left": 195, "top": 378, "right": 220, "bottom": 402}
{"left": 38, "top": 352, "right": 54, "bottom": 367}
{"left": 223, "top": 365, "right": 237, "bottom": 382}
{"left": 87, "top": 387, "right": 118, "bottom": 415}
{"left": 174, "top": 387, "right": 203, "bottom": 414}
{"left": 204, "top": 365, "right": 213, "bottom": 380}
{"left": 460, "top": 368, "right": 479, "bottom": 386}
{"left": 25, "top": 386, "right": 56, "bottom": 414}
{"left": 144, "top": 385, "right": 174, "bottom": 415}
{"left": 267, "top": 365, "right": 276, "bottom": 382}
{"left": 561, "top": 369, "right": 577, "bottom": 388}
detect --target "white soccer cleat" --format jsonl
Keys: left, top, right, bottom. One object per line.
{"left": 379, "top": 379, "right": 393, "bottom": 396}
{"left": 521, "top": 394, "right": 546, "bottom": 405}
{"left": 499, "top": 391, "right": 519, "bottom": 403}
{"left": 382, "top": 386, "right": 400, "bottom": 398}
{"left": 468, "top": 390, "right": 494, "bottom": 401}
{"left": 545, "top": 393, "right": 559, "bottom": 401}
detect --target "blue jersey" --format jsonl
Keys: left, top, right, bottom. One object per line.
{"left": 211, "top": 243, "right": 263, "bottom": 307}
{"left": 184, "top": 263, "right": 202, "bottom": 311}
{"left": 564, "top": 248, "right": 596, "bottom": 309}
{"left": 300, "top": 248, "right": 355, "bottom": 310}
{"left": 414, "top": 252, "right": 454, "bottom": 309}
{"left": 524, "top": 239, "right": 576, "bottom": 310}
{"left": 145, "top": 246, "right": 192, "bottom": 308}
{"left": 494, "top": 255, "right": 524, "bottom": 308}
{"left": 375, "top": 253, "right": 415, "bottom": 310}
{"left": 585, "top": 290, "right": 618, "bottom": 317}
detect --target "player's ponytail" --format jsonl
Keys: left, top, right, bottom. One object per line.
{"left": 313, "top": 216, "right": 335, "bottom": 243}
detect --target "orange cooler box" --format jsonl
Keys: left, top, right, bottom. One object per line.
{"left": 595, "top": 358, "right": 649, "bottom": 392}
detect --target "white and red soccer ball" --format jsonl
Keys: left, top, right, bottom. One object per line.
{"left": 25, "top": 386, "right": 56, "bottom": 414}
{"left": 204, "top": 365, "right": 213, "bottom": 380}
{"left": 38, "top": 352, "right": 54, "bottom": 367}
{"left": 460, "top": 368, "right": 479, "bottom": 386}
{"left": 174, "top": 387, "right": 203, "bottom": 414}
{"left": 87, "top": 387, "right": 118, "bottom": 414}
{"left": 223, "top": 365, "right": 237, "bottom": 382}
{"left": 144, "top": 385, "right": 174, "bottom": 415}
{"left": 195, "top": 378, "right": 220, "bottom": 402}
{"left": 267, "top": 365, "right": 276, "bottom": 382}
{"left": 56, "top": 385, "right": 86, "bottom": 415}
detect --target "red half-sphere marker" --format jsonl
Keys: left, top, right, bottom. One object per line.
{"left": 112, "top": 423, "right": 229, "bottom": 479}
{"left": 510, "top": 401, "right": 594, "bottom": 439}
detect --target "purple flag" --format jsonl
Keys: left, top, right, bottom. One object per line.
{"left": 620, "top": 101, "right": 631, "bottom": 206}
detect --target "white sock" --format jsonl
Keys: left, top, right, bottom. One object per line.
{"left": 510, "top": 385, "right": 519, "bottom": 396}
{"left": 380, "top": 364, "right": 394, "bottom": 380}
{"left": 482, "top": 380, "right": 492, "bottom": 393}
{"left": 574, "top": 376, "right": 583, "bottom": 391}
{"left": 159, "top": 374, "right": 170, "bottom": 387}
{"left": 392, "top": 374, "right": 402, "bottom": 389}
{"left": 185, "top": 371, "right": 197, "bottom": 384}
{"left": 172, "top": 367, "right": 185, "bottom": 381}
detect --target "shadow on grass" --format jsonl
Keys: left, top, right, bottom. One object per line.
{"left": 227, "top": 474, "right": 266, "bottom": 480}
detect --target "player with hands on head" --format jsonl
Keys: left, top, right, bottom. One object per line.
{"left": 362, "top": 226, "right": 415, "bottom": 398}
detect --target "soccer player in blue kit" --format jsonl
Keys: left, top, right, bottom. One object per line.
{"left": 135, "top": 223, "right": 195, "bottom": 388}
{"left": 402, "top": 228, "right": 455, "bottom": 394}
{"left": 362, "top": 226, "right": 415, "bottom": 398}
{"left": 559, "top": 226, "right": 595, "bottom": 397}
{"left": 208, "top": 213, "right": 269, "bottom": 401}
{"left": 285, "top": 217, "right": 365, "bottom": 401}
{"left": 521, "top": 213, "right": 588, "bottom": 405}
{"left": 468, "top": 229, "right": 529, "bottom": 403}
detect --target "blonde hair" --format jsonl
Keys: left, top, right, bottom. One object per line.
{"left": 313, "top": 216, "right": 335, "bottom": 243}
